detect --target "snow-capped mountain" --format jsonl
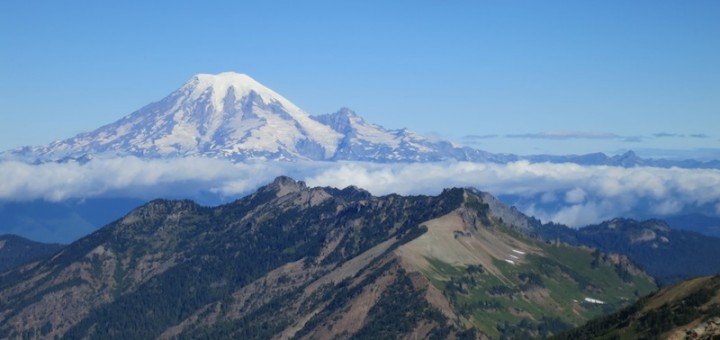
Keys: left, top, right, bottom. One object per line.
{"left": 14, "top": 73, "right": 344, "bottom": 161}
{"left": 314, "top": 108, "right": 498, "bottom": 162}
{"left": 9, "top": 72, "right": 499, "bottom": 163}
{"left": 6, "top": 72, "right": 719, "bottom": 168}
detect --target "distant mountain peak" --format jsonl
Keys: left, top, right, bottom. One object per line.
{"left": 12, "top": 72, "right": 344, "bottom": 161}
{"left": 621, "top": 150, "right": 638, "bottom": 158}
{"left": 334, "top": 107, "right": 360, "bottom": 118}
{"left": 5, "top": 72, "right": 507, "bottom": 163}
{"left": 7, "top": 73, "right": 718, "bottom": 168}
{"left": 195, "top": 71, "right": 255, "bottom": 81}
{"left": 185, "top": 72, "right": 299, "bottom": 112}
{"left": 266, "top": 176, "right": 308, "bottom": 197}
{"left": 312, "top": 107, "right": 368, "bottom": 135}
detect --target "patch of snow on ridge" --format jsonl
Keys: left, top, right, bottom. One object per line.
{"left": 346, "top": 113, "right": 401, "bottom": 148}
{"left": 584, "top": 297, "right": 605, "bottom": 304}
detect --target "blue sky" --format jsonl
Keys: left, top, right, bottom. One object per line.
{"left": 1, "top": 1, "right": 718, "bottom": 157}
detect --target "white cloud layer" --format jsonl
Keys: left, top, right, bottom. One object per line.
{"left": 1, "top": 157, "right": 719, "bottom": 227}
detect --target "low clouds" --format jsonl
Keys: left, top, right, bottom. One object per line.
{"left": 461, "top": 131, "right": 711, "bottom": 144}
{"left": 654, "top": 132, "right": 709, "bottom": 139}
{"left": 505, "top": 131, "right": 622, "bottom": 140}
{"left": 304, "top": 161, "right": 720, "bottom": 226}
{"left": 564, "top": 188, "right": 587, "bottom": 204}
{"left": 0, "top": 158, "right": 290, "bottom": 202}
{"left": 1, "top": 157, "right": 719, "bottom": 228}
{"left": 653, "top": 132, "right": 680, "bottom": 138}
{"left": 461, "top": 134, "right": 498, "bottom": 145}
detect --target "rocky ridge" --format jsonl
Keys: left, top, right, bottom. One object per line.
{"left": 0, "top": 177, "right": 655, "bottom": 339}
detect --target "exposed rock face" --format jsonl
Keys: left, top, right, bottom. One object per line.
{"left": 0, "top": 178, "right": 655, "bottom": 339}
{"left": 670, "top": 317, "right": 720, "bottom": 339}
{"left": 475, "top": 190, "right": 541, "bottom": 232}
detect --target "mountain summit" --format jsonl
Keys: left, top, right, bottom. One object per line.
{"left": 8, "top": 72, "right": 718, "bottom": 167}
{"left": 10, "top": 72, "right": 497, "bottom": 163}
{"left": 17, "top": 72, "right": 343, "bottom": 161}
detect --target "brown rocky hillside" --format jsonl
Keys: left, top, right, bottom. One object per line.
{"left": 0, "top": 177, "right": 655, "bottom": 339}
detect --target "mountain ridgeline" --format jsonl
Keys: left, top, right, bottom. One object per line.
{"left": 536, "top": 219, "right": 720, "bottom": 286}
{"left": 10, "top": 73, "right": 496, "bottom": 164}
{"left": 0, "top": 235, "right": 63, "bottom": 272}
{"left": 0, "top": 177, "right": 655, "bottom": 339}
{"left": 0, "top": 197, "right": 145, "bottom": 244}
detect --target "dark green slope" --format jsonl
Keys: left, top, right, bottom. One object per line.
{"left": 537, "top": 218, "right": 720, "bottom": 286}
{"left": 408, "top": 222, "right": 656, "bottom": 338}
{"left": 0, "top": 177, "right": 465, "bottom": 339}
{"left": 0, "top": 234, "right": 63, "bottom": 272}
{"left": 554, "top": 275, "right": 720, "bottom": 339}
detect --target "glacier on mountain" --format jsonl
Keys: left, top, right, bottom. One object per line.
{"left": 8, "top": 72, "right": 499, "bottom": 163}
{"left": 5, "top": 72, "right": 720, "bottom": 169}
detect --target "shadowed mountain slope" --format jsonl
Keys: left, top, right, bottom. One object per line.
{"left": 554, "top": 275, "right": 720, "bottom": 339}
{"left": 0, "top": 235, "right": 63, "bottom": 272}
{"left": 536, "top": 218, "right": 720, "bottom": 286}
{"left": 0, "top": 178, "right": 655, "bottom": 339}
